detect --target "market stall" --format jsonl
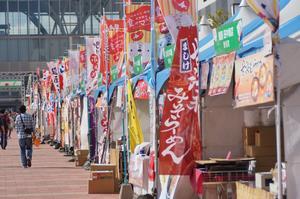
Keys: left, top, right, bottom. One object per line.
{"left": 195, "top": 0, "right": 300, "bottom": 197}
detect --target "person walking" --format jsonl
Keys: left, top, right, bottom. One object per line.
{"left": 0, "top": 109, "right": 9, "bottom": 150}
{"left": 0, "top": 113, "right": 5, "bottom": 149}
{"left": 15, "top": 105, "right": 35, "bottom": 168}
{"left": 8, "top": 111, "right": 14, "bottom": 139}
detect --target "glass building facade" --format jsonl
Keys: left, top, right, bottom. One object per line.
{"left": 0, "top": 0, "right": 122, "bottom": 36}
{"left": 0, "top": 0, "right": 122, "bottom": 70}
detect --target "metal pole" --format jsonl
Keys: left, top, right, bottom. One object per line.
{"left": 150, "top": 0, "right": 159, "bottom": 197}
{"left": 275, "top": 42, "right": 283, "bottom": 199}
{"left": 122, "top": 0, "right": 129, "bottom": 184}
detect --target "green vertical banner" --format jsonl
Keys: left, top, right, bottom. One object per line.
{"left": 133, "top": 54, "right": 143, "bottom": 75}
{"left": 213, "top": 20, "right": 241, "bottom": 55}
{"left": 110, "top": 65, "right": 118, "bottom": 82}
{"left": 164, "top": 44, "right": 175, "bottom": 68}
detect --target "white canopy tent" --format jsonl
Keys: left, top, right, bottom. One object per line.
{"left": 198, "top": 0, "right": 300, "bottom": 197}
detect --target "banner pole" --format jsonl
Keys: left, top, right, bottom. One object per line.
{"left": 274, "top": 37, "right": 283, "bottom": 199}
{"left": 102, "top": 8, "right": 110, "bottom": 164}
{"left": 122, "top": 0, "right": 129, "bottom": 184}
{"left": 150, "top": 0, "right": 159, "bottom": 197}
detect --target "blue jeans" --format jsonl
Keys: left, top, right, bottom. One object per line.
{"left": 19, "top": 138, "right": 33, "bottom": 167}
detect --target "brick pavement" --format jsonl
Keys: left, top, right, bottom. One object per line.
{"left": 0, "top": 131, "right": 119, "bottom": 199}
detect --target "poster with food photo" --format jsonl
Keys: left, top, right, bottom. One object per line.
{"left": 234, "top": 52, "right": 274, "bottom": 108}
{"left": 208, "top": 52, "right": 236, "bottom": 96}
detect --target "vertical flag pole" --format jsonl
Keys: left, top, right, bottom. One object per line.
{"left": 274, "top": 35, "right": 283, "bottom": 199}
{"left": 103, "top": 9, "right": 111, "bottom": 164}
{"left": 273, "top": 3, "right": 282, "bottom": 197}
{"left": 122, "top": 0, "right": 129, "bottom": 184}
{"left": 150, "top": 0, "right": 159, "bottom": 197}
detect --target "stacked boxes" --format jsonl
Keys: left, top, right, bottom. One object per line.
{"left": 88, "top": 164, "right": 118, "bottom": 194}
{"left": 75, "top": 149, "right": 89, "bottom": 166}
{"left": 243, "top": 126, "right": 277, "bottom": 172}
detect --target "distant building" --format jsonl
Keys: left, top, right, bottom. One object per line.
{"left": 0, "top": 0, "right": 126, "bottom": 109}
{"left": 0, "top": 0, "right": 125, "bottom": 73}
{"left": 198, "top": 0, "right": 241, "bottom": 17}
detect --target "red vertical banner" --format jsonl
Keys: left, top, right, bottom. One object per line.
{"left": 106, "top": 19, "right": 125, "bottom": 81}
{"left": 159, "top": 26, "right": 201, "bottom": 175}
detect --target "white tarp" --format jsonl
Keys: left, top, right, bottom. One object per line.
{"left": 202, "top": 85, "right": 245, "bottom": 159}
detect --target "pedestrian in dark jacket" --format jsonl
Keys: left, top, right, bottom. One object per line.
{"left": 0, "top": 109, "right": 9, "bottom": 150}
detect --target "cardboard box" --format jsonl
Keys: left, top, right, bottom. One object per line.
{"left": 203, "top": 182, "right": 236, "bottom": 199}
{"left": 236, "top": 182, "right": 274, "bottom": 199}
{"left": 88, "top": 178, "right": 115, "bottom": 194}
{"left": 75, "top": 149, "right": 89, "bottom": 156}
{"left": 90, "top": 164, "right": 116, "bottom": 171}
{"left": 255, "top": 172, "right": 273, "bottom": 191}
{"left": 245, "top": 146, "right": 276, "bottom": 157}
{"left": 243, "top": 126, "right": 275, "bottom": 145}
{"left": 109, "top": 149, "right": 120, "bottom": 180}
{"left": 243, "top": 127, "right": 256, "bottom": 146}
{"left": 255, "top": 127, "right": 276, "bottom": 146}
{"left": 75, "top": 156, "right": 88, "bottom": 166}
{"left": 91, "top": 171, "right": 114, "bottom": 181}
{"left": 75, "top": 149, "right": 89, "bottom": 166}
{"left": 90, "top": 164, "right": 119, "bottom": 193}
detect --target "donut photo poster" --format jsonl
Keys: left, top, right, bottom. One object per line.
{"left": 234, "top": 52, "right": 274, "bottom": 108}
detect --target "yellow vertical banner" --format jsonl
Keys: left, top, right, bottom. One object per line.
{"left": 127, "top": 81, "right": 144, "bottom": 152}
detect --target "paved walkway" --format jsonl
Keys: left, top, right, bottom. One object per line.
{"left": 0, "top": 131, "right": 119, "bottom": 199}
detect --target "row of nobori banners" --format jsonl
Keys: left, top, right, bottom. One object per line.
{"left": 38, "top": 0, "right": 279, "bottom": 176}
{"left": 39, "top": 0, "right": 200, "bottom": 175}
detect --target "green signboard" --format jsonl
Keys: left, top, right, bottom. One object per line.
{"left": 110, "top": 65, "right": 118, "bottom": 82}
{"left": 213, "top": 20, "right": 241, "bottom": 55}
{"left": 164, "top": 44, "right": 175, "bottom": 68}
{"left": 133, "top": 54, "right": 143, "bottom": 75}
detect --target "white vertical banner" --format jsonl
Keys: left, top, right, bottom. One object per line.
{"left": 68, "top": 50, "right": 80, "bottom": 93}
{"left": 80, "top": 96, "right": 89, "bottom": 150}
{"left": 85, "top": 37, "right": 100, "bottom": 94}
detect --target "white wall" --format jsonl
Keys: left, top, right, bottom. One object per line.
{"left": 202, "top": 87, "right": 244, "bottom": 159}
{"left": 282, "top": 84, "right": 300, "bottom": 199}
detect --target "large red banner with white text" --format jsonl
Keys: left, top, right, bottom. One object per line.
{"left": 159, "top": 26, "right": 201, "bottom": 175}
